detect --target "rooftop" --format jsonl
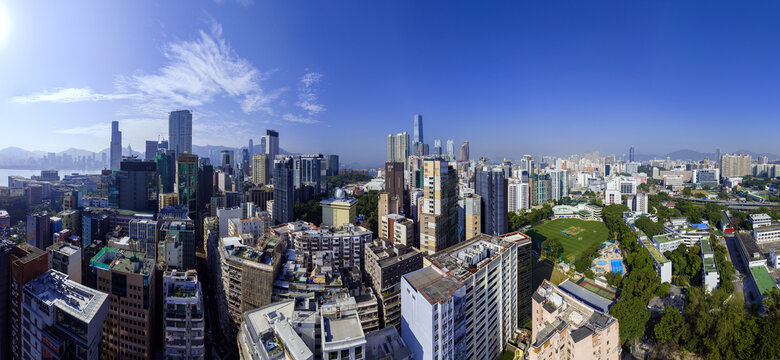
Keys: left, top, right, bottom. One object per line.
{"left": 736, "top": 232, "right": 765, "bottom": 262}
{"left": 90, "top": 247, "right": 153, "bottom": 275}
{"left": 24, "top": 269, "right": 108, "bottom": 323}
{"left": 47, "top": 242, "right": 79, "bottom": 256}
{"left": 653, "top": 234, "right": 683, "bottom": 244}
{"left": 426, "top": 232, "right": 530, "bottom": 280}
{"left": 403, "top": 266, "right": 464, "bottom": 305}
{"left": 642, "top": 239, "right": 669, "bottom": 263}
{"left": 754, "top": 225, "right": 780, "bottom": 233}
{"left": 750, "top": 266, "right": 778, "bottom": 298}
{"left": 364, "top": 326, "right": 411, "bottom": 360}
{"left": 750, "top": 213, "right": 772, "bottom": 222}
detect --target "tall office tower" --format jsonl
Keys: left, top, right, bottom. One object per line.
{"left": 220, "top": 149, "right": 234, "bottom": 169}
{"left": 10, "top": 243, "right": 48, "bottom": 360}
{"left": 163, "top": 269, "right": 206, "bottom": 360}
{"left": 116, "top": 159, "right": 158, "bottom": 212}
{"left": 176, "top": 153, "right": 198, "bottom": 214}
{"left": 720, "top": 153, "right": 752, "bottom": 178}
{"left": 248, "top": 138, "right": 254, "bottom": 156}
{"left": 365, "top": 238, "right": 423, "bottom": 329}
{"left": 715, "top": 148, "right": 721, "bottom": 164}
{"left": 402, "top": 232, "right": 532, "bottom": 360}
{"left": 265, "top": 129, "right": 279, "bottom": 163}
{"left": 241, "top": 148, "right": 250, "bottom": 175}
{"left": 169, "top": 110, "right": 193, "bottom": 154}
{"left": 459, "top": 193, "right": 481, "bottom": 242}
{"left": 21, "top": 270, "right": 109, "bottom": 360}
{"left": 419, "top": 159, "right": 458, "bottom": 255}
{"left": 385, "top": 162, "right": 406, "bottom": 215}
{"left": 293, "top": 154, "right": 325, "bottom": 191}
{"left": 91, "top": 248, "right": 156, "bottom": 359}
{"left": 413, "top": 114, "right": 424, "bottom": 144}
{"left": 145, "top": 140, "right": 158, "bottom": 161}
{"left": 433, "top": 139, "right": 442, "bottom": 155}
{"left": 476, "top": 166, "right": 508, "bottom": 235}
{"left": 387, "top": 134, "right": 396, "bottom": 162}
{"left": 549, "top": 169, "right": 569, "bottom": 201}
{"left": 251, "top": 153, "right": 269, "bottom": 185}
{"left": 156, "top": 150, "right": 177, "bottom": 194}
{"left": 110, "top": 121, "right": 122, "bottom": 170}
{"left": 519, "top": 154, "right": 534, "bottom": 175}
{"left": 26, "top": 212, "right": 51, "bottom": 250}
{"left": 629, "top": 146, "right": 635, "bottom": 163}
{"left": 502, "top": 159, "right": 513, "bottom": 179}
{"left": 272, "top": 157, "right": 294, "bottom": 224}
{"left": 529, "top": 281, "right": 620, "bottom": 360}
{"left": 216, "top": 236, "right": 285, "bottom": 341}
{"left": 459, "top": 141, "right": 470, "bottom": 162}
{"left": 326, "top": 154, "right": 340, "bottom": 176}
{"left": 446, "top": 139, "right": 455, "bottom": 160}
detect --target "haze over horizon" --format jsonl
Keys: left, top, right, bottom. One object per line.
{"left": 2, "top": 1, "right": 780, "bottom": 166}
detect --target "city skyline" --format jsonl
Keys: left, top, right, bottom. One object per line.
{"left": 3, "top": 1, "right": 780, "bottom": 167}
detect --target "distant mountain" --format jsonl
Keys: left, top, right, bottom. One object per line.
{"left": 664, "top": 149, "right": 716, "bottom": 161}
{"left": 733, "top": 150, "right": 780, "bottom": 161}
{"left": 191, "top": 144, "right": 294, "bottom": 160}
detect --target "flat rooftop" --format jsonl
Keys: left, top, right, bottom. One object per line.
{"left": 754, "top": 225, "right": 780, "bottom": 233}
{"left": 323, "top": 314, "right": 363, "bottom": 342}
{"left": 750, "top": 213, "right": 772, "bottom": 222}
{"left": 653, "top": 234, "right": 682, "bottom": 244}
{"left": 404, "top": 266, "right": 464, "bottom": 305}
{"left": 365, "top": 326, "right": 411, "bottom": 360}
{"left": 750, "top": 266, "right": 778, "bottom": 297}
{"left": 700, "top": 238, "right": 714, "bottom": 255}
{"left": 736, "top": 232, "right": 765, "bottom": 262}
{"left": 426, "top": 232, "right": 530, "bottom": 280}
{"left": 90, "top": 247, "right": 153, "bottom": 275}
{"left": 642, "top": 239, "right": 669, "bottom": 263}
{"left": 48, "top": 242, "right": 79, "bottom": 256}
{"left": 24, "top": 269, "right": 107, "bottom": 323}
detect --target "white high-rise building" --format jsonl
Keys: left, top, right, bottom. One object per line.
{"left": 446, "top": 139, "right": 455, "bottom": 160}
{"left": 509, "top": 181, "right": 530, "bottom": 213}
{"left": 402, "top": 233, "right": 532, "bottom": 360}
{"left": 169, "top": 110, "right": 193, "bottom": 154}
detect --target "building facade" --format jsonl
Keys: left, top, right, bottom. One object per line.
{"left": 163, "top": 269, "right": 206, "bottom": 359}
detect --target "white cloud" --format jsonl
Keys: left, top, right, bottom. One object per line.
{"left": 296, "top": 72, "right": 325, "bottom": 115}
{"left": 282, "top": 113, "right": 318, "bottom": 124}
{"left": 11, "top": 88, "right": 138, "bottom": 103}
{"left": 55, "top": 122, "right": 110, "bottom": 136}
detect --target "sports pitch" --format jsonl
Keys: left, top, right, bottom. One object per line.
{"left": 529, "top": 218, "right": 609, "bottom": 261}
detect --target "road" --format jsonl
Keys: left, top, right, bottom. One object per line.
{"left": 671, "top": 196, "right": 780, "bottom": 210}
{"left": 196, "top": 252, "right": 239, "bottom": 360}
{"left": 722, "top": 234, "right": 761, "bottom": 307}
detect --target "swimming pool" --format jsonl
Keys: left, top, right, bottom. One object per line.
{"left": 610, "top": 259, "right": 623, "bottom": 275}
{"left": 597, "top": 260, "right": 607, "bottom": 266}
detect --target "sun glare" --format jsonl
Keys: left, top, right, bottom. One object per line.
{"left": 0, "top": 3, "right": 9, "bottom": 48}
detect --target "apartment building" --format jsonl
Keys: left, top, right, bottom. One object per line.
{"left": 529, "top": 280, "right": 620, "bottom": 360}
{"left": 380, "top": 213, "right": 414, "bottom": 246}
{"left": 47, "top": 241, "right": 82, "bottom": 283}
{"left": 163, "top": 269, "right": 206, "bottom": 359}
{"left": 21, "top": 270, "right": 108, "bottom": 360}
{"left": 289, "top": 224, "right": 373, "bottom": 272}
{"left": 10, "top": 243, "right": 48, "bottom": 360}
{"left": 365, "top": 238, "right": 423, "bottom": 329}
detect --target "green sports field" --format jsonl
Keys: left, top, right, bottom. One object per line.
{"left": 528, "top": 218, "right": 609, "bottom": 261}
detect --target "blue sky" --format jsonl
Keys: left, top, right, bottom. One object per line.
{"left": 2, "top": 1, "right": 780, "bottom": 167}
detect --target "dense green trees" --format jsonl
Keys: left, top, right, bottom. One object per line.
{"left": 541, "top": 238, "right": 563, "bottom": 262}
{"left": 654, "top": 306, "right": 686, "bottom": 345}
{"left": 508, "top": 204, "right": 553, "bottom": 230}
{"left": 326, "top": 173, "right": 372, "bottom": 188}
{"left": 355, "top": 191, "right": 380, "bottom": 234}
{"left": 634, "top": 216, "right": 664, "bottom": 237}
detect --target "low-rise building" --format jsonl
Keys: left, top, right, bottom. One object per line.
{"left": 529, "top": 280, "right": 620, "bottom": 360}
{"left": 163, "top": 269, "right": 206, "bottom": 359}
{"left": 642, "top": 239, "right": 672, "bottom": 283}
{"left": 753, "top": 225, "right": 780, "bottom": 243}
{"left": 652, "top": 233, "right": 686, "bottom": 253}
{"left": 700, "top": 238, "right": 720, "bottom": 293}
{"left": 21, "top": 270, "right": 109, "bottom": 360}
{"left": 320, "top": 190, "right": 358, "bottom": 227}
{"left": 749, "top": 213, "right": 773, "bottom": 228}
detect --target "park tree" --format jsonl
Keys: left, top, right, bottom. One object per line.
{"left": 610, "top": 296, "right": 650, "bottom": 345}
{"left": 654, "top": 306, "right": 685, "bottom": 344}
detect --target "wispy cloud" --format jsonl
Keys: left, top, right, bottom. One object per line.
{"left": 296, "top": 72, "right": 325, "bottom": 115}
{"left": 55, "top": 123, "right": 110, "bottom": 136}
{"left": 12, "top": 88, "right": 139, "bottom": 103}
{"left": 282, "top": 113, "right": 318, "bottom": 124}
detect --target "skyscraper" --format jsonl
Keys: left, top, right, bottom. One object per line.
{"left": 446, "top": 139, "right": 455, "bottom": 160}
{"left": 248, "top": 138, "right": 253, "bottom": 156}
{"left": 169, "top": 110, "right": 193, "bottom": 154}
{"left": 459, "top": 141, "right": 470, "bottom": 162}
{"left": 629, "top": 146, "right": 635, "bottom": 162}
{"left": 116, "top": 158, "right": 158, "bottom": 212}
{"left": 413, "top": 114, "right": 423, "bottom": 144}
{"left": 273, "top": 157, "right": 294, "bottom": 224}
{"left": 549, "top": 169, "right": 569, "bottom": 201}
{"left": 26, "top": 212, "right": 51, "bottom": 250}
{"left": 265, "top": 129, "right": 279, "bottom": 165}
{"left": 419, "top": 159, "right": 458, "bottom": 255}
{"left": 110, "top": 121, "right": 122, "bottom": 170}
{"left": 251, "top": 153, "right": 269, "bottom": 185}
{"left": 720, "top": 153, "right": 752, "bottom": 178}
{"left": 145, "top": 140, "right": 158, "bottom": 161}
{"left": 476, "top": 166, "right": 508, "bottom": 235}
{"left": 10, "top": 243, "right": 48, "bottom": 360}
{"left": 326, "top": 154, "right": 340, "bottom": 176}
{"left": 433, "top": 139, "right": 442, "bottom": 155}
{"left": 176, "top": 153, "right": 198, "bottom": 216}
{"left": 387, "top": 132, "right": 411, "bottom": 165}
